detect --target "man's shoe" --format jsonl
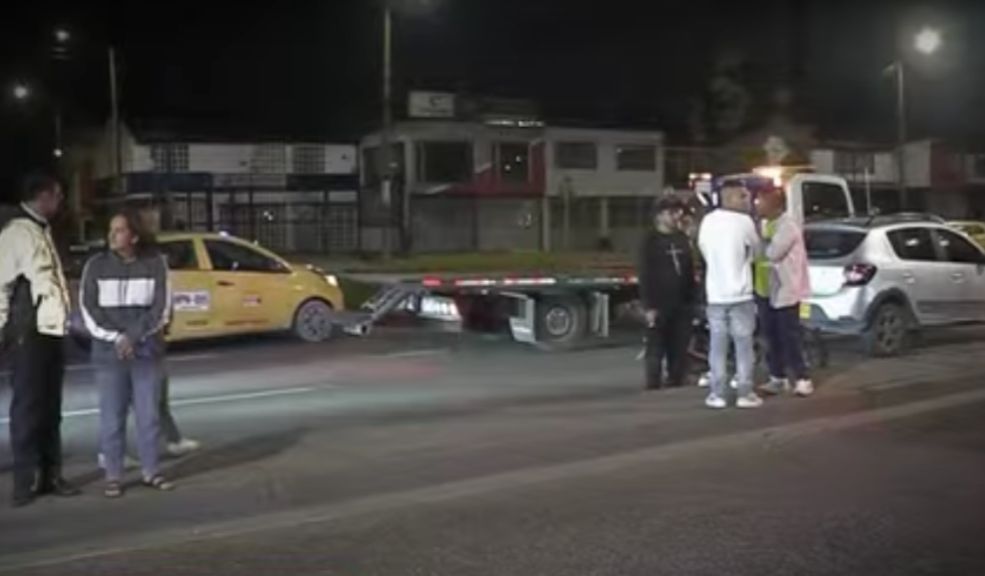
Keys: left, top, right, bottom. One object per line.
{"left": 736, "top": 393, "right": 765, "bottom": 409}
{"left": 760, "top": 377, "right": 790, "bottom": 395}
{"left": 166, "top": 438, "right": 202, "bottom": 457}
{"left": 794, "top": 379, "right": 815, "bottom": 397}
{"left": 37, "top": 478, "right": 81, "bottom": 497}
{"left": 705, "top": 394, "right": 728, "bottom": 409}
{"left": 697, "top": 373, "right": 710, "bottom": 387}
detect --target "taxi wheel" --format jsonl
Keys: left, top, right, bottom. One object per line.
{"left": 293, "top": 299, "right": 335, "bottom": 343}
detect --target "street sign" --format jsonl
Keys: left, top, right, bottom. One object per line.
{"left": 408, "top": 91, "right": 456, "bottom": 119}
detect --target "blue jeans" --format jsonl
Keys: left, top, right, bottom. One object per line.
{"left": 707, "top": 301, "right": 757, "bottom": 398}
{"left": 94, "top": 344, "right": 164, "bottom": 482}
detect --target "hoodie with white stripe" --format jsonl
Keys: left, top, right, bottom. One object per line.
{"left": 80, "top": 249, "right": 170, "bottom": 357}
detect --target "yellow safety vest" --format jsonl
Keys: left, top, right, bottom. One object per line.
{"left": 754, "top": 218, "right": 778, "bottom": 299}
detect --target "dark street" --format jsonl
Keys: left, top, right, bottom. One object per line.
{"left": 2, "top": 327, "right": 984, "bottom": 575}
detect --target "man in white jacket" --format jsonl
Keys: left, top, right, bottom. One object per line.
{"left": 697, "top": 185, "right": 764, "bottom": 409}
{"left": 0, "top": 173, "right": 80, "bottom": 507}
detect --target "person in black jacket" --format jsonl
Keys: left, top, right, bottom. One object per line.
{"left": 638, "top": 196, "right": 697, "bottom": 390}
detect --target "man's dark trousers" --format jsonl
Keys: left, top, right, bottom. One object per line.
{"left": 9, "top": 330, "right": 65, "bottom": 496}
{"left": 645, "top": 308, "right": 692, "bottom": 389}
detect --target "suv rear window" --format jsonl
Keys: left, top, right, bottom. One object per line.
{"left": 805, "top": 229, "right": 866, "bottom": 259}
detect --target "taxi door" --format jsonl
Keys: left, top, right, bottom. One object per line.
{"left": 201, "top": 238, "right": 289, "bottom": 332}
{"left": 157, "top": 238, "right": 217, "bottom": 339}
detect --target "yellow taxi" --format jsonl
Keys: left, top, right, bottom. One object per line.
{"left": 948, "top": 221, "right": 985, "bottom": 249}
{"left": 156, "top": 232, "right": 345, "bottom": 342}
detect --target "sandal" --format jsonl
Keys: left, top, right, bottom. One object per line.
{"left": 142, "top": 475, "right": 175, "bottom": 491}
{"left": 104, "top": 481, "right": 124, "bottom": 499}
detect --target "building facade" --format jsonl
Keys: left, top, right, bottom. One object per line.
{"left": 359, "top": 120, "right": 665, "bottom": 253}
{"left": 66, "top": 123, "right": 360, "bottom": 254}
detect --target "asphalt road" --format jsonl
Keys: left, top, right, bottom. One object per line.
{"left": 1, "top": 324, "right": 984, "bottom": 575}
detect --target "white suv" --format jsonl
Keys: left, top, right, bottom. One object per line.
{"left": 801, "top": 215, "right": 985, "bottom": 356}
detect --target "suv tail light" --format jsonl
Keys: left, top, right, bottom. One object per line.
{"left": 844, "top": 263, "right": 877, "bottom": 286}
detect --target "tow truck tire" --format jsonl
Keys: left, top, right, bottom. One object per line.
{"left": 862, "top": 302, "right": 909, "bottom": 357}
{"left": 535, "top": 295, "right": 587, "bottom": 351}
{"left": 293, "top": 298, "right": 335, "bottom": 343}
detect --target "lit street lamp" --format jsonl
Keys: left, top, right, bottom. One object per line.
{"left": 887, "top": 26, "right": 942, "bottom": 210}
{"left": 12, "top": 83, "right": 30, "bottom": 101}
{"left": 914, "top": 27, "right": 942, "bottom": 55}
{"left": 54, "top": 27, "right": 71, "bottom": 44}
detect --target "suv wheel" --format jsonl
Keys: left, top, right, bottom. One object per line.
{"left": 863, "top": 302, "right": 909, "bottom": 357}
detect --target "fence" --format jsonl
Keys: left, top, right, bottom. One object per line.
{"left": 96, "top": 190, "right": 361, "bottom": 255}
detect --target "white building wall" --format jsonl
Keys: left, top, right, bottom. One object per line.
{"left": 188, "top": 144, "right": 254, "bottom": 173}
{"left": 903, "top": 140, "right": 932, "bottom": 188}
{"left": 873, "top": 152, "right": 897, "bottom": 182}
{"left": 811, "top": 149, "right": 897, "bottom": 183}
{"left": 809, "top": 150, "right": 835, "bottom": 173}
{"left": 545, "top": 127, "right": 664, "bottom": 198}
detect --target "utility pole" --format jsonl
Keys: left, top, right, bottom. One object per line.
{"left": 895, "top": 60, "right": 907, "bottom": 211}
{"left": 380, "top": 5, "right": 393, "bottom": 260}
{"left": 109, "top": 46, "right": 121, "bottom": 195}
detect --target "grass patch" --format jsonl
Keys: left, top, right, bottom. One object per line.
{"left": 339, "top": 276, "right": 379, "bottom": 309}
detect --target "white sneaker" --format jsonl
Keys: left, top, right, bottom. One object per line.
{"left": 697, "top": 373, "right": 710, "bottom": 388}
{"left": 736, "top": 393, "right": 765, "bottom": 409}
{"left": 794, "top": 379, "right": 815, "bottom": 397}
{"left": 705, "top": 394, "right": 728, "bottom": 409}
{"left": 97, "top": 453, "right": 140, "bottom": 470}
{"left": 760, "top": 377, "right": 790, "bottom": 395}
{"left": 166, "top": 438, "right": 201, "bottom": 457}
{"left": 729, "top": 378, "right": 739, "bottom": 390}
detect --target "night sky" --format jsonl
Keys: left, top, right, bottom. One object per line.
{"left": 1, "top": 0, "right": 982, "bottom": 201}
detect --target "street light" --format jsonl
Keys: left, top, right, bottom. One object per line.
{"left": 914, "top": 27, "right": 942, "bottom": 55}
{"left": 380, "top": 0, "right": 437, "bottom": 259}
{"left": 12, "top": 83, "right": 30, "bottom": 101}
{"left": 888, "top": 27, "right": 943, "bottom": 210}
{"left": 54, "top": 27, "right": 71, "bottom": 44}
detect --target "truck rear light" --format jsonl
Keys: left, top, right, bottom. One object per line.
{"left": 844, "top": 263, "right": 877, "bottom": 286}
{"left": 422, "top": 277, "right": 443, "bottom": 288}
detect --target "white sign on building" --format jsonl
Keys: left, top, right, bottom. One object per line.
{"left": 408, "top": 91, "right": 456, "bottom": 119}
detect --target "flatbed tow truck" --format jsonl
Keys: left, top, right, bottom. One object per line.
{"left": 333, "top": 165, "right": 856, "bottom": 351}
{"left": 335, "top": 266, "right": 640, "bottom": 351}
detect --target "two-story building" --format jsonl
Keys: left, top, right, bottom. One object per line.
{"left": 359, "top": 118, "right": 665, "bottom": 253}
{"left": 811, "top": 139, "right": 985, "bottom": 218}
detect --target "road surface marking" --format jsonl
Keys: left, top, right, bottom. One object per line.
{"left": 2, "top": 385, "right": 984, "bottom": 573}
{"left": 0, "top": 386, "right": 318, "bottom": 425}
{"left": 168, "top": 386, "right": 318, "bottom": 407}
{"left": 171, "top": 353, "right": 221, "bottom": 363}
{"left": 1, "top": 352, "right": 222, "bottom": 378}
{"left": 384, "top": 348, "right": 448, "bottom": 359}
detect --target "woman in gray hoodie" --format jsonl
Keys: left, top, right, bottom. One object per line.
{"left": 80, "top": 209, "right": 175, "bottom": 497}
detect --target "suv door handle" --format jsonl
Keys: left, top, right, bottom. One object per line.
{"left": 951, "top": 272, "right": 966, "bottom": 281}
{"left": 217, "top": 280, "right": 235, "bottom": 287}
{"left": 901, "top": 272, "right": 916, "bottom": 283}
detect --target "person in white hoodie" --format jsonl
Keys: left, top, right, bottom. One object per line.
{"left": 697, "top": 185, "right": 763, "bottom": 409}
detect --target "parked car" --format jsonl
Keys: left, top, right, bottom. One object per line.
{"left": 948, "top": 220, "right": 985, "bottom": 249}
{"left": 800, "top": 214, "right": 985, "bottom": 356}
{"left": 70, "top": 232, "right": 345, "bottom": 343}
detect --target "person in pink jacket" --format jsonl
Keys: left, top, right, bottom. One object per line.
{"left": 758, "top": 190, "right": 814, "bottom": 397}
